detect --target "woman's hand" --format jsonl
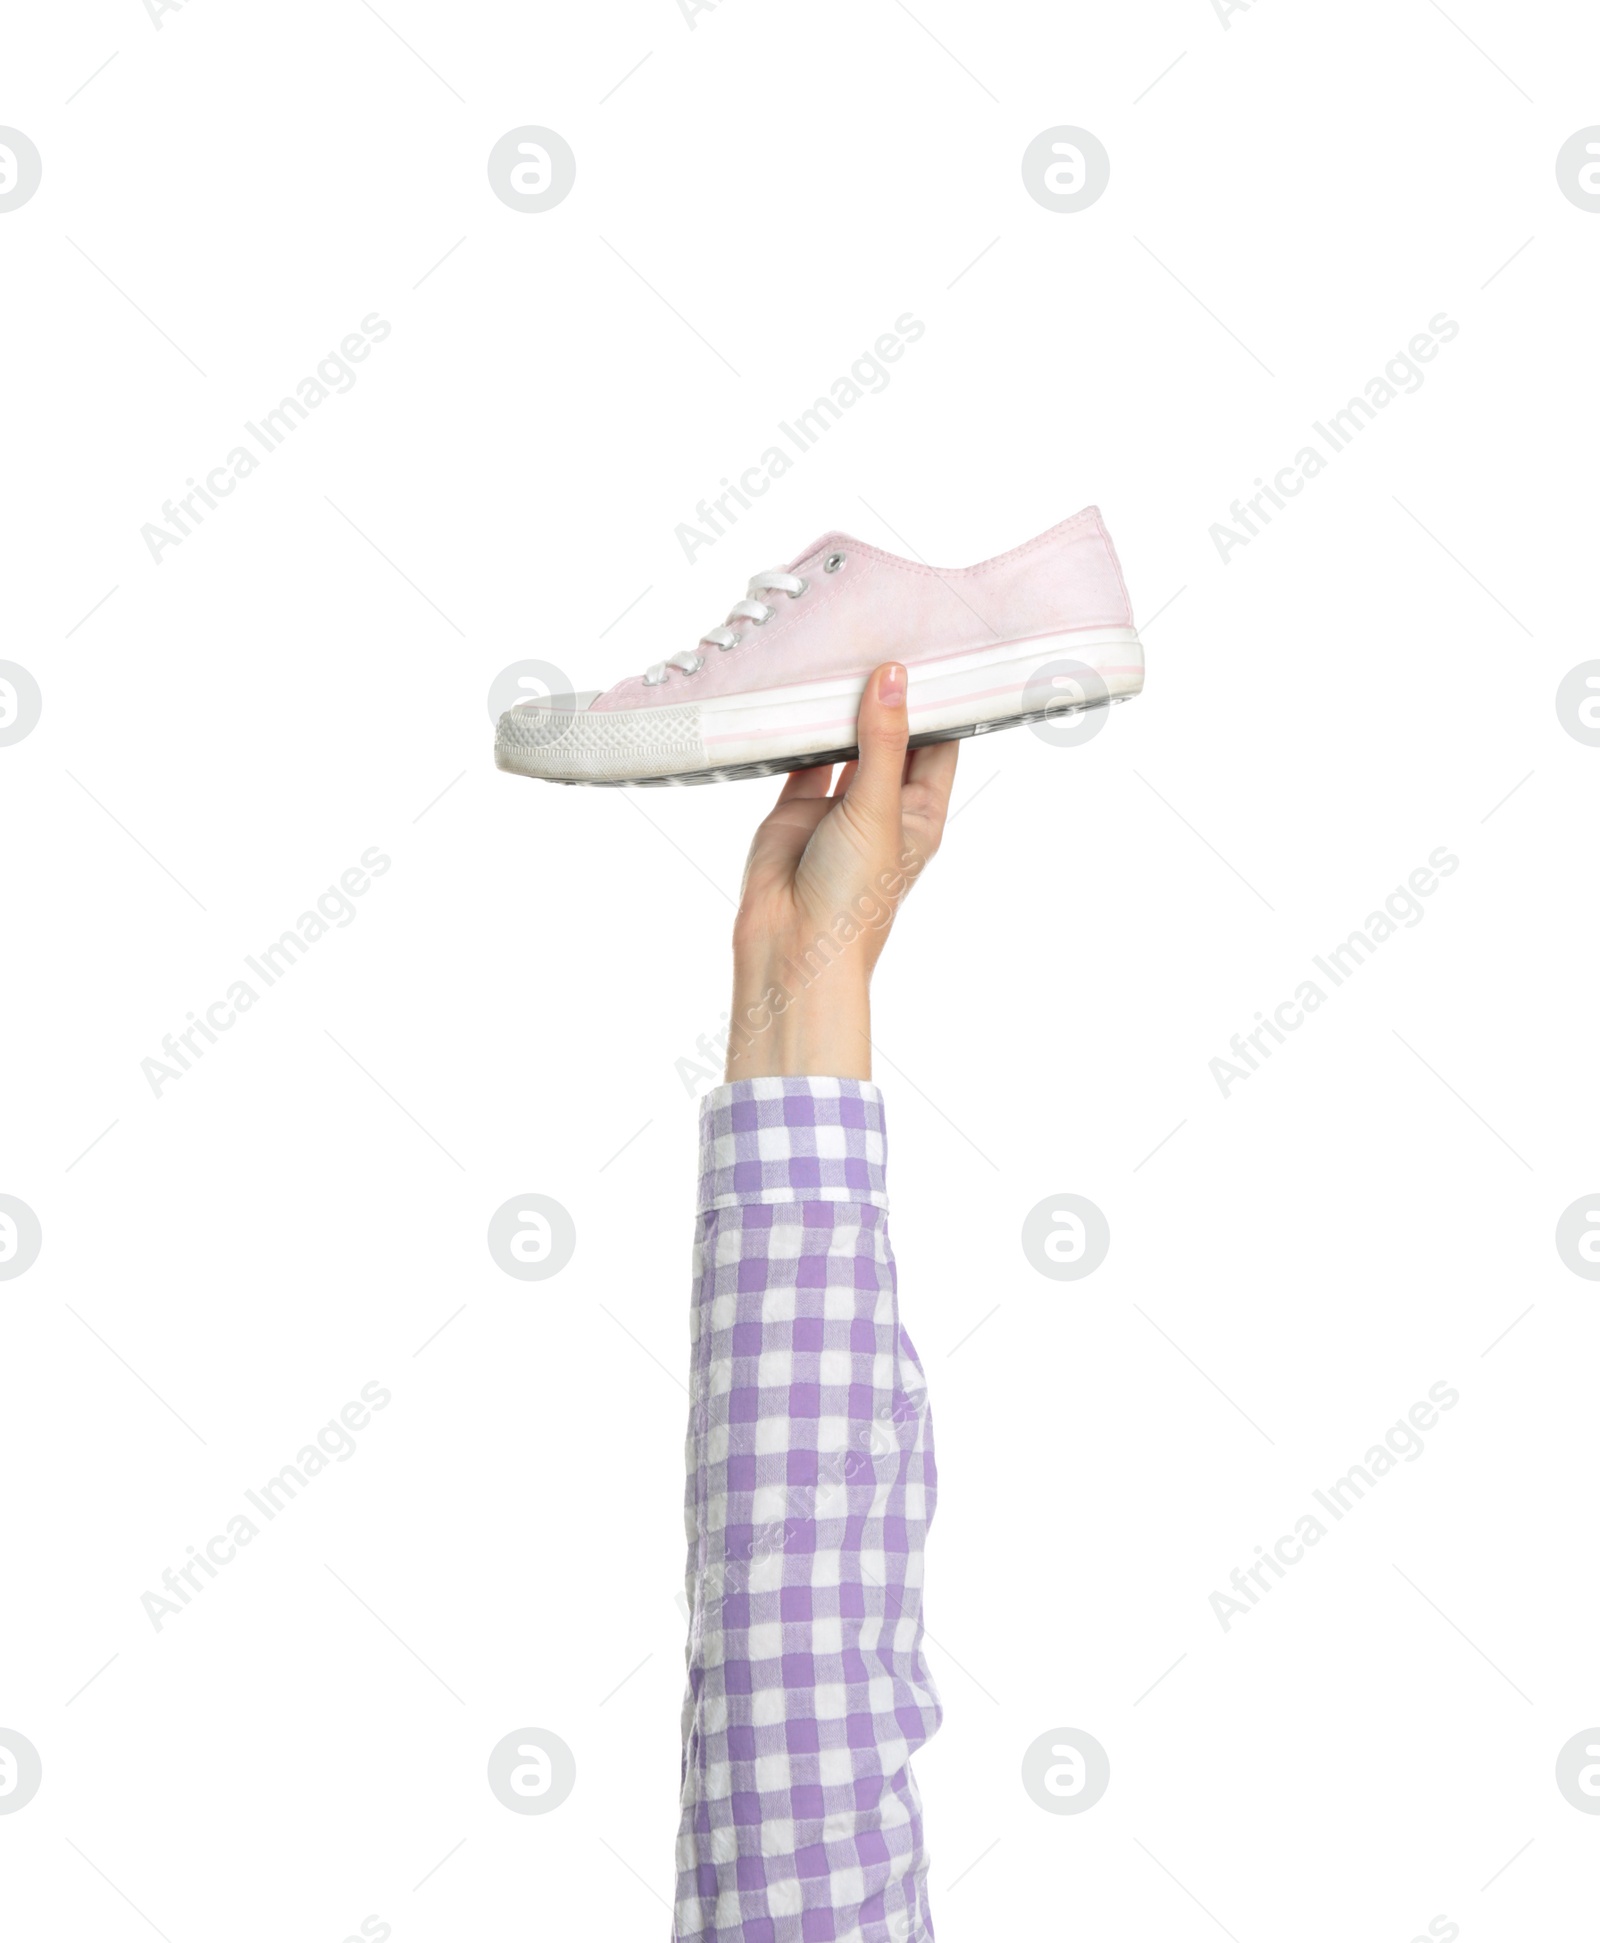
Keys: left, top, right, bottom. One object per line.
{"left": 725, "top": 662, "right": 959, "bottom": 1081}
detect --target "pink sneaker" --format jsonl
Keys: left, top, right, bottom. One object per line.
{"left": 495, "top": 507, "right": 1143, "bottom": 786}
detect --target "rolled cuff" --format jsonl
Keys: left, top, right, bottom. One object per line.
{"left": 696, "top": 1076, "right": 888, "bottom": 1213}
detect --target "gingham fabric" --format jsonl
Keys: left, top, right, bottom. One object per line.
{"left": 676, "top": 1077, "right": 941, "bottom": 1942}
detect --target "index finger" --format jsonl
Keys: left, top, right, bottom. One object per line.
{"left": 904, "top": 734, "right": 960, "bottom": 816}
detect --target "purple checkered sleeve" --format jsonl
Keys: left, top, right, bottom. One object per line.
{"left": 674, "top": 1077, "right": 941, "bottom": 1942}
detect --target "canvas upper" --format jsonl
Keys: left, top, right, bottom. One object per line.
{"left": 587, "top": 507, "right": 1133, "bottom": 713}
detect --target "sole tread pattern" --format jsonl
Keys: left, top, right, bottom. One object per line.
{"left": 534, "top": 695, "right": 1127, "bottom": 787}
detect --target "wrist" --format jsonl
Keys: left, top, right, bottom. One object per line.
{"left": 725, "top": 942, "right": 872, "bottom": 1081}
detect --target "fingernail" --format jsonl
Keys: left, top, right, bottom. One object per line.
{"left": 878, "top": 664, "right": 906, "bottom": 705}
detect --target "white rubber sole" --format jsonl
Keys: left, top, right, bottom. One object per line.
{"left": 495, "top": 627, "right": 1144, "bottom": 787}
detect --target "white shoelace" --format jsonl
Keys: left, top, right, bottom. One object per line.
{"left": 642, "top": 570, "right": 808, "bottom": 685}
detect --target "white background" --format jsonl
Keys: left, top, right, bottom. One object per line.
{"left": 3, "top": 0, "right": 1597, "bottom": 1937}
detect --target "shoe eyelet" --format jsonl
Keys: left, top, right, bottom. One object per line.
{"left": 824, "top": 552, "right": 846, "bottom": 573}
{"left": 788, "top": 577, "right": 809, "bottom": 598}
{"left": 684, "top": 655, "right": 705, "bottom": 676}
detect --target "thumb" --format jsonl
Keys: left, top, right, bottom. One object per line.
{"left": 847, "top": 662, "right": 909, "bottom": 831}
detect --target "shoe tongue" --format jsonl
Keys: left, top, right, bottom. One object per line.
{"left": 785, "top": 532, "right": 858, "bottom": 575}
